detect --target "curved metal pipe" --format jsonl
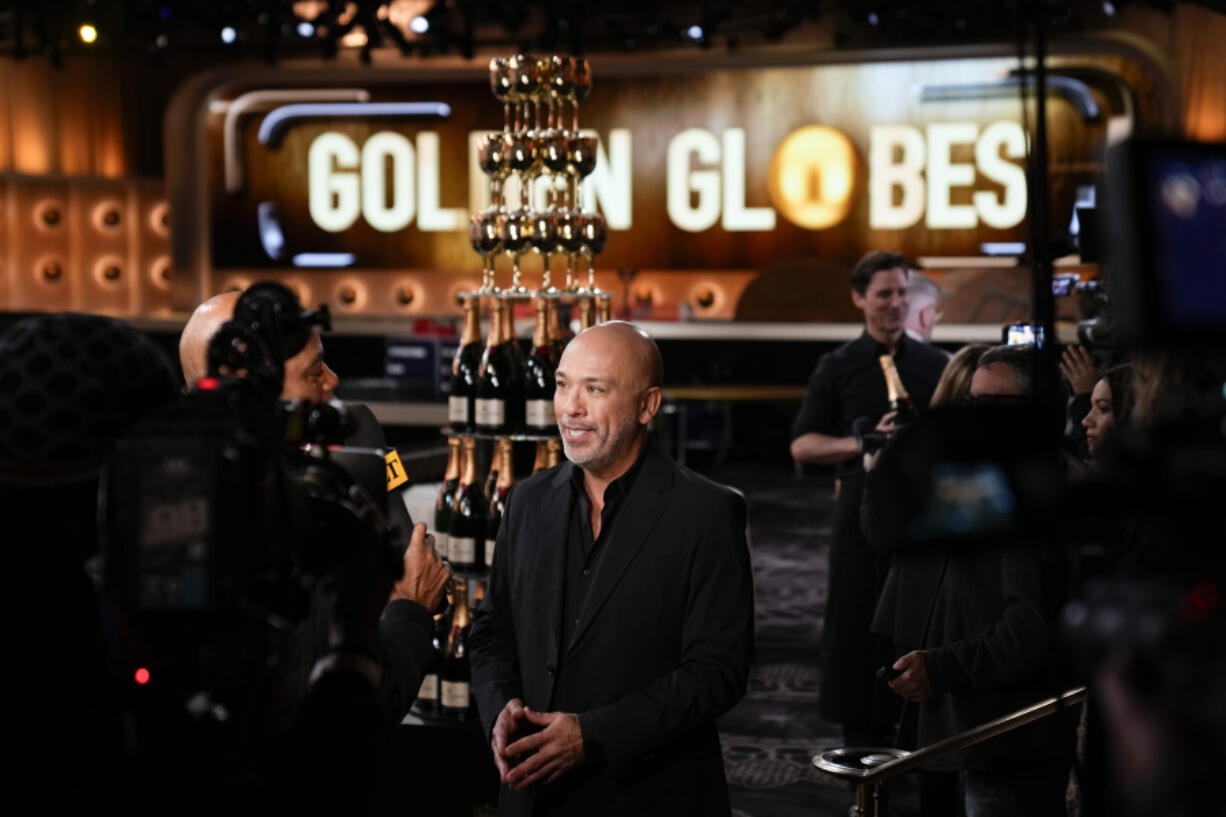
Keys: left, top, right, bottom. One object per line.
{"left": 256, "top": 101, "right": 452, "bottom": 147}
{"left": 918, "top": 77, "right": 1101, "bottom": 121}
{"left": 223, "top": 89, "right": 371, "bottom": 194}
{"left": 811, "top": 686, "right": 1087, "bottom": 785}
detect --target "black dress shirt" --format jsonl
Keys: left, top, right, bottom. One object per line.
{"left": 561, "top": 445, "right": 649, "bottom": 649}
{"left": 792, "top": 330, "right": 949, "bottom": 475}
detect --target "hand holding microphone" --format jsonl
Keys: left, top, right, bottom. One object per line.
{"left": 391, "top": 522, "right": 452, "bottom": 612}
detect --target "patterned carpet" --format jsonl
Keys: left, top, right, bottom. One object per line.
{"left": 706, "top": 464, "right": 918, "bottom": 817}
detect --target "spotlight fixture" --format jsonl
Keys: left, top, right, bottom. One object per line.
{"left": 79, "top": 23, "right": 98, "bottom": 44}
{"left": 1102, "top": 1, "right": 1116, "bottom": 15}
{"left": 686, "top": 24, "right": 704, "bottom": 41}
{"left": 220, "top": 26, "right": 237, "bottom": 44}
{"left": 410, "top": 15, "right": 429, "bottom": 34}
{"left": 297, "top": 21, "right": 314, "bottom": 37}
{"left": 867, "top": 12, "right": 880, "bottom": 26}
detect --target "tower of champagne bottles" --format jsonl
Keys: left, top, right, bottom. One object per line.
{"left": 418, "top": 52, "right": 611, "bottom": 720}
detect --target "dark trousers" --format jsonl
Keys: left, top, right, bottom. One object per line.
{"left": 819, "top": 474, "right": 900, "bottom": 745}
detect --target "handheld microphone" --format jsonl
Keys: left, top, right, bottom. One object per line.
{"left": 337, "top": 402, "right": 415, "bottom": 546}
{"left": 852, "top": 416, "right": 888, "bottom": 455}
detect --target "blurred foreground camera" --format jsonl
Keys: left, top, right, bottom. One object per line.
{"left": 1061, "top": 575, "right": 1225, "bottom": 817}
{"left": 865, "top": 402, "right": 1066, "bottom": 550}
{"left": 99, "top": 282, "right": 399, "bottom": 750}
{"left": 100, "top": 380, "right": 399, "bottom": 715}
{"left": 1106, "top": 137, "right": 1226, "bottom": 349}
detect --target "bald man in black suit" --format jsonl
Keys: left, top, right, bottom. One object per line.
{"left": 469, "top": 322, "right": 755, "bottom": 817}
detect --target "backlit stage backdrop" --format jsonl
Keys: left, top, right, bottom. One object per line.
{"left": 165, "top": 50, "right": 1141, "bottom": 322}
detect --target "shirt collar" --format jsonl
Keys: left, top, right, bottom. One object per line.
{"left": 857, "top": 328, "right": 910, "bottom": 359}
{"left": 569, "top": 438, "right": 650, "bottom": 507}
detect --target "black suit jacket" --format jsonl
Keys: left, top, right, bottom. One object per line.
{"left": 469, "top": 444, "right": 755, "bottom": 817}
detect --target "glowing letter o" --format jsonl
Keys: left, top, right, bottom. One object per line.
{"left": 767, "top": 125, "right": 859, "bottom": 230}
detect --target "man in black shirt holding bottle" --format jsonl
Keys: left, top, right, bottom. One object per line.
{"left": 469, "top": 321, "right": 754, "bottom": 817}
{"left": 790, "top": 250, "right": 948, "bottom": 747}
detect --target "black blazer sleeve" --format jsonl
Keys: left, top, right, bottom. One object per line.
{"left": 468, "top": 483, "right": 526, "bottom": 738}
{"left": 578, "top": 487, "right": 754, "bottom": 779}
{"left": 373, "top": 599, "right": 434, "bottom": 731}
{"left": 924, "top": 544, "right": 1056, "bottom": 693}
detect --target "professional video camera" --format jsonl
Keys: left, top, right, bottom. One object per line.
{"left": 1060, "top": 575, "right": 1225, "bottom": 817}
{"left": 1004, "top": 274, "right": 1114, "bottom": 352}
{"left": 863, "top": 398, "right": 1068, "bottom": 551}
{"left": 100, "top": 283, "right": 402, "bottom": 742}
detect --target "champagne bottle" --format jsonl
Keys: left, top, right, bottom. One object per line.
{"left": 878, "top": 354, "right": 917, "bottom": 427}
{"left": 501, "top": 299, "right": 525, "bottom": 372}
{"left": 482, "top": 454, "right": 499, "bottom": 515}
{"left": 448, "top": 437, "right": 485, "bottom": 571}
{"left": 524, "top": 298, "right": 557, "bottom": 432}
{"left": 485, "top": 439, "right": 515, "bottom": 567}
{"left": 449, "top": 297, "right": 483, "bottom": 432}
{"left": 545, "top": 438, "right": 562, "bottom": 469}
{"left": 531, "top": 440, "right": 548, "bottom": 474}
{"left": 432, "top": 437, "right": 462, "bottom": 560}
{"left": 578, "top": 296, "right": 596, "bottom": 331}
{"left": 505, "top": 302, "right": 527, "bottom": 431}
{"left": 504, "top": 301, "right": 527, "bottom": 431}
{"left": 440, "top": 578, "right": 473, "bottom": 719}
{"left": 547, "top": 298, "right": 572, "bottom": 363}
{"left": 414, "top": 611, "right": 447, "bottom": 714}
{"left": 475, "top": 302, "right": 521, "bottom": 433}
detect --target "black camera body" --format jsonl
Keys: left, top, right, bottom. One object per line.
{"left": 101, "top": 376, "right": 396, "bottom": 707}
{"left": 1105, "top": 137, "right": 1226, "bottom": 349}
{"left": 100, "top": 282, "right": 397, "bottom": 724}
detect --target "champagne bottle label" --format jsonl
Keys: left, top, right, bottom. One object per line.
{"left": 418, "top": 673, "right": 439, "bottom": 702}
{"left": 441, "top": 680, "right": 470, "bottom": 710}
{"left": 525, "top": 399, "right": 553, "bottom": 429}
{"left": 434, "top": 531, "right": 450, "bottom": 560}
{"left": 484, "top": 538, "right": 496, "bottom": 567}
{"left": 450, "top": 536, "right": 476, "bottom": 564}
{"left": 448, "top": 396, "right": 469, "bottom": 423}
{"left": 475, "top": 398, "right": 505, "bottom": 426}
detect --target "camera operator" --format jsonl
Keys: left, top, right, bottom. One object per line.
{"left": 860, "top": 345, "right": 1076, "bottom": 817}
{"left": 179, "top": 285, "right": 451, "bottom": 730}
{"left": 180, "top": 289, "right": 338, "bottom": 403}
{"left": 860, "top": 343, "right": 987, "bottom": 816}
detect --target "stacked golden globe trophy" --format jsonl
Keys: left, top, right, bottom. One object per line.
{"left": 463, "top": 54, "right": 611, "bottom": 321}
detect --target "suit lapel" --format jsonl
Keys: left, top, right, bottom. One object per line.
{"left": 565, "top": 446, "right": 674, "bottom": 653}
{"left": 537, "top": 462, "right": 574, "bottom": 669}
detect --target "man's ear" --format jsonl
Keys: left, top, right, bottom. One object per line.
{"left": 850, "top": 289, "right": 866, "bottom": 311}
{"left": 639, "top": 386, "right": 662, "bottom": 425}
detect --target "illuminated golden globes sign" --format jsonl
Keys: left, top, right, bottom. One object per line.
{"left": 301, "top": 119, "right": 1028, "bottom": 236}
{"left": 200, "top": 56, "right": 1101, "bottom": 274}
